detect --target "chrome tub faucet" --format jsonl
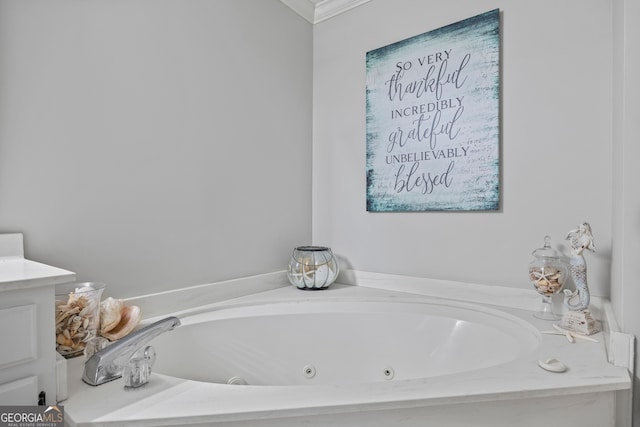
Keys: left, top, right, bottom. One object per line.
{"left": 82, "top": 316, "right": 181, "bottom": 387}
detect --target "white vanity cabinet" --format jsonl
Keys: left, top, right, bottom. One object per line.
{"left": 0, "top": 234, "right": 75, "bottom": 405}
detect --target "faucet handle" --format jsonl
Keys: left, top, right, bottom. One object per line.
{"left": 124, "top": 345, "right": 156, "bottom": 388}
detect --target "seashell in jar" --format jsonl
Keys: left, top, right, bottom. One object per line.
{"left": 530, "top": 266, "right": 564, "bottom": 296}
{"left": 68, "top": 315, "right": 83, "bottom": 335}
{"left": 57, "top": 332, "right": 73, "bottom": 347}
{"left": 55, "top": 284, "right": 103, "bottom": 357}
{"left": 547, "top": 272, "right": 563, "bottom": 285}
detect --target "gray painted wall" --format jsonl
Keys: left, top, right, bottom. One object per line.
{"left": 312, "top": 0, "right": 613, "bottom": 295}
{"left": 0, "top": 0, "right": 313, "bottom": 298}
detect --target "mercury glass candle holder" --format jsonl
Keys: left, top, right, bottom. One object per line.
{"left": 287, "top": 246, "right": 339, "bottom": 290}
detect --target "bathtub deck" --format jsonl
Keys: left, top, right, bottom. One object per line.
{"left": 62, "top": 279, "right": 632, "bottom": 427}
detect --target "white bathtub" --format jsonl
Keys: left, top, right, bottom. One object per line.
{"left": 151, "top": 299, "right": 540, "bottom": 386}
{"left": 62, "top": 275, "right": 632, "bottom": 427}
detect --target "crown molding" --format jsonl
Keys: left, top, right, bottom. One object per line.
{"left": 280, "top": 0, "right": 372, "bottom": 24}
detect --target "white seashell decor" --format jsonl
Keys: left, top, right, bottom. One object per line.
{"left": 55, "top": 282, "right": 105, "bottom": 358}
{"left": 100, "top": 297, "right": 142, "bottom": 341}
{"left": 55, "top": 282, "right": 143, "bottom": 357}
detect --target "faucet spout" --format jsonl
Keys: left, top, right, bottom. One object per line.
{"left": 82, "top": 316, "right": 181, "bottom": 386}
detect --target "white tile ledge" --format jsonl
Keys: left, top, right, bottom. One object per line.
{"left": 124, "top": 271, "right": 290, "bottom": 319}
{"left": 339, "top": 269, "right": 542, "bottom": 311}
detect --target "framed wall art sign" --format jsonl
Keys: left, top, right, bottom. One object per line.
{"left": 366, "top": 9, "right": 500, "bottom": 212}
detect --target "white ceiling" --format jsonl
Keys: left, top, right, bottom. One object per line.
{"left": 279, "top": 0, "right": 372, "bottom": 24}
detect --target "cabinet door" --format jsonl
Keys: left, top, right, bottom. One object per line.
{"left": 0, "top": 376, "right": 38, "bottom": 405}
{"left": 0, "top": 304, "right": 37, "bottom": 368}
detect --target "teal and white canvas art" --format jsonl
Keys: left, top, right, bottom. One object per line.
{"left": 366, "top": 9, "right": 500, "bottom": 212}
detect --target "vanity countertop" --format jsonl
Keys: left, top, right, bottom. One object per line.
{"left": 0, "top": 233, "right": 74, "bottom": 292}
{"left": 0, "top": 256, "right": 75, "bottom": 292}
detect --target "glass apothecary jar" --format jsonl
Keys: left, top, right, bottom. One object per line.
{"left": 528, "top": 236, "right": 568, "bottom": 320}
{"left": 287, "top": 246, "right": 339, "bottom": 290}
{"left": 55, "top": 282, "right": 106, "bottom": 358}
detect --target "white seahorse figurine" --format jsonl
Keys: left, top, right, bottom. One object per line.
{"left": 563, "top": 222, "right": 595, "bottom": 311}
